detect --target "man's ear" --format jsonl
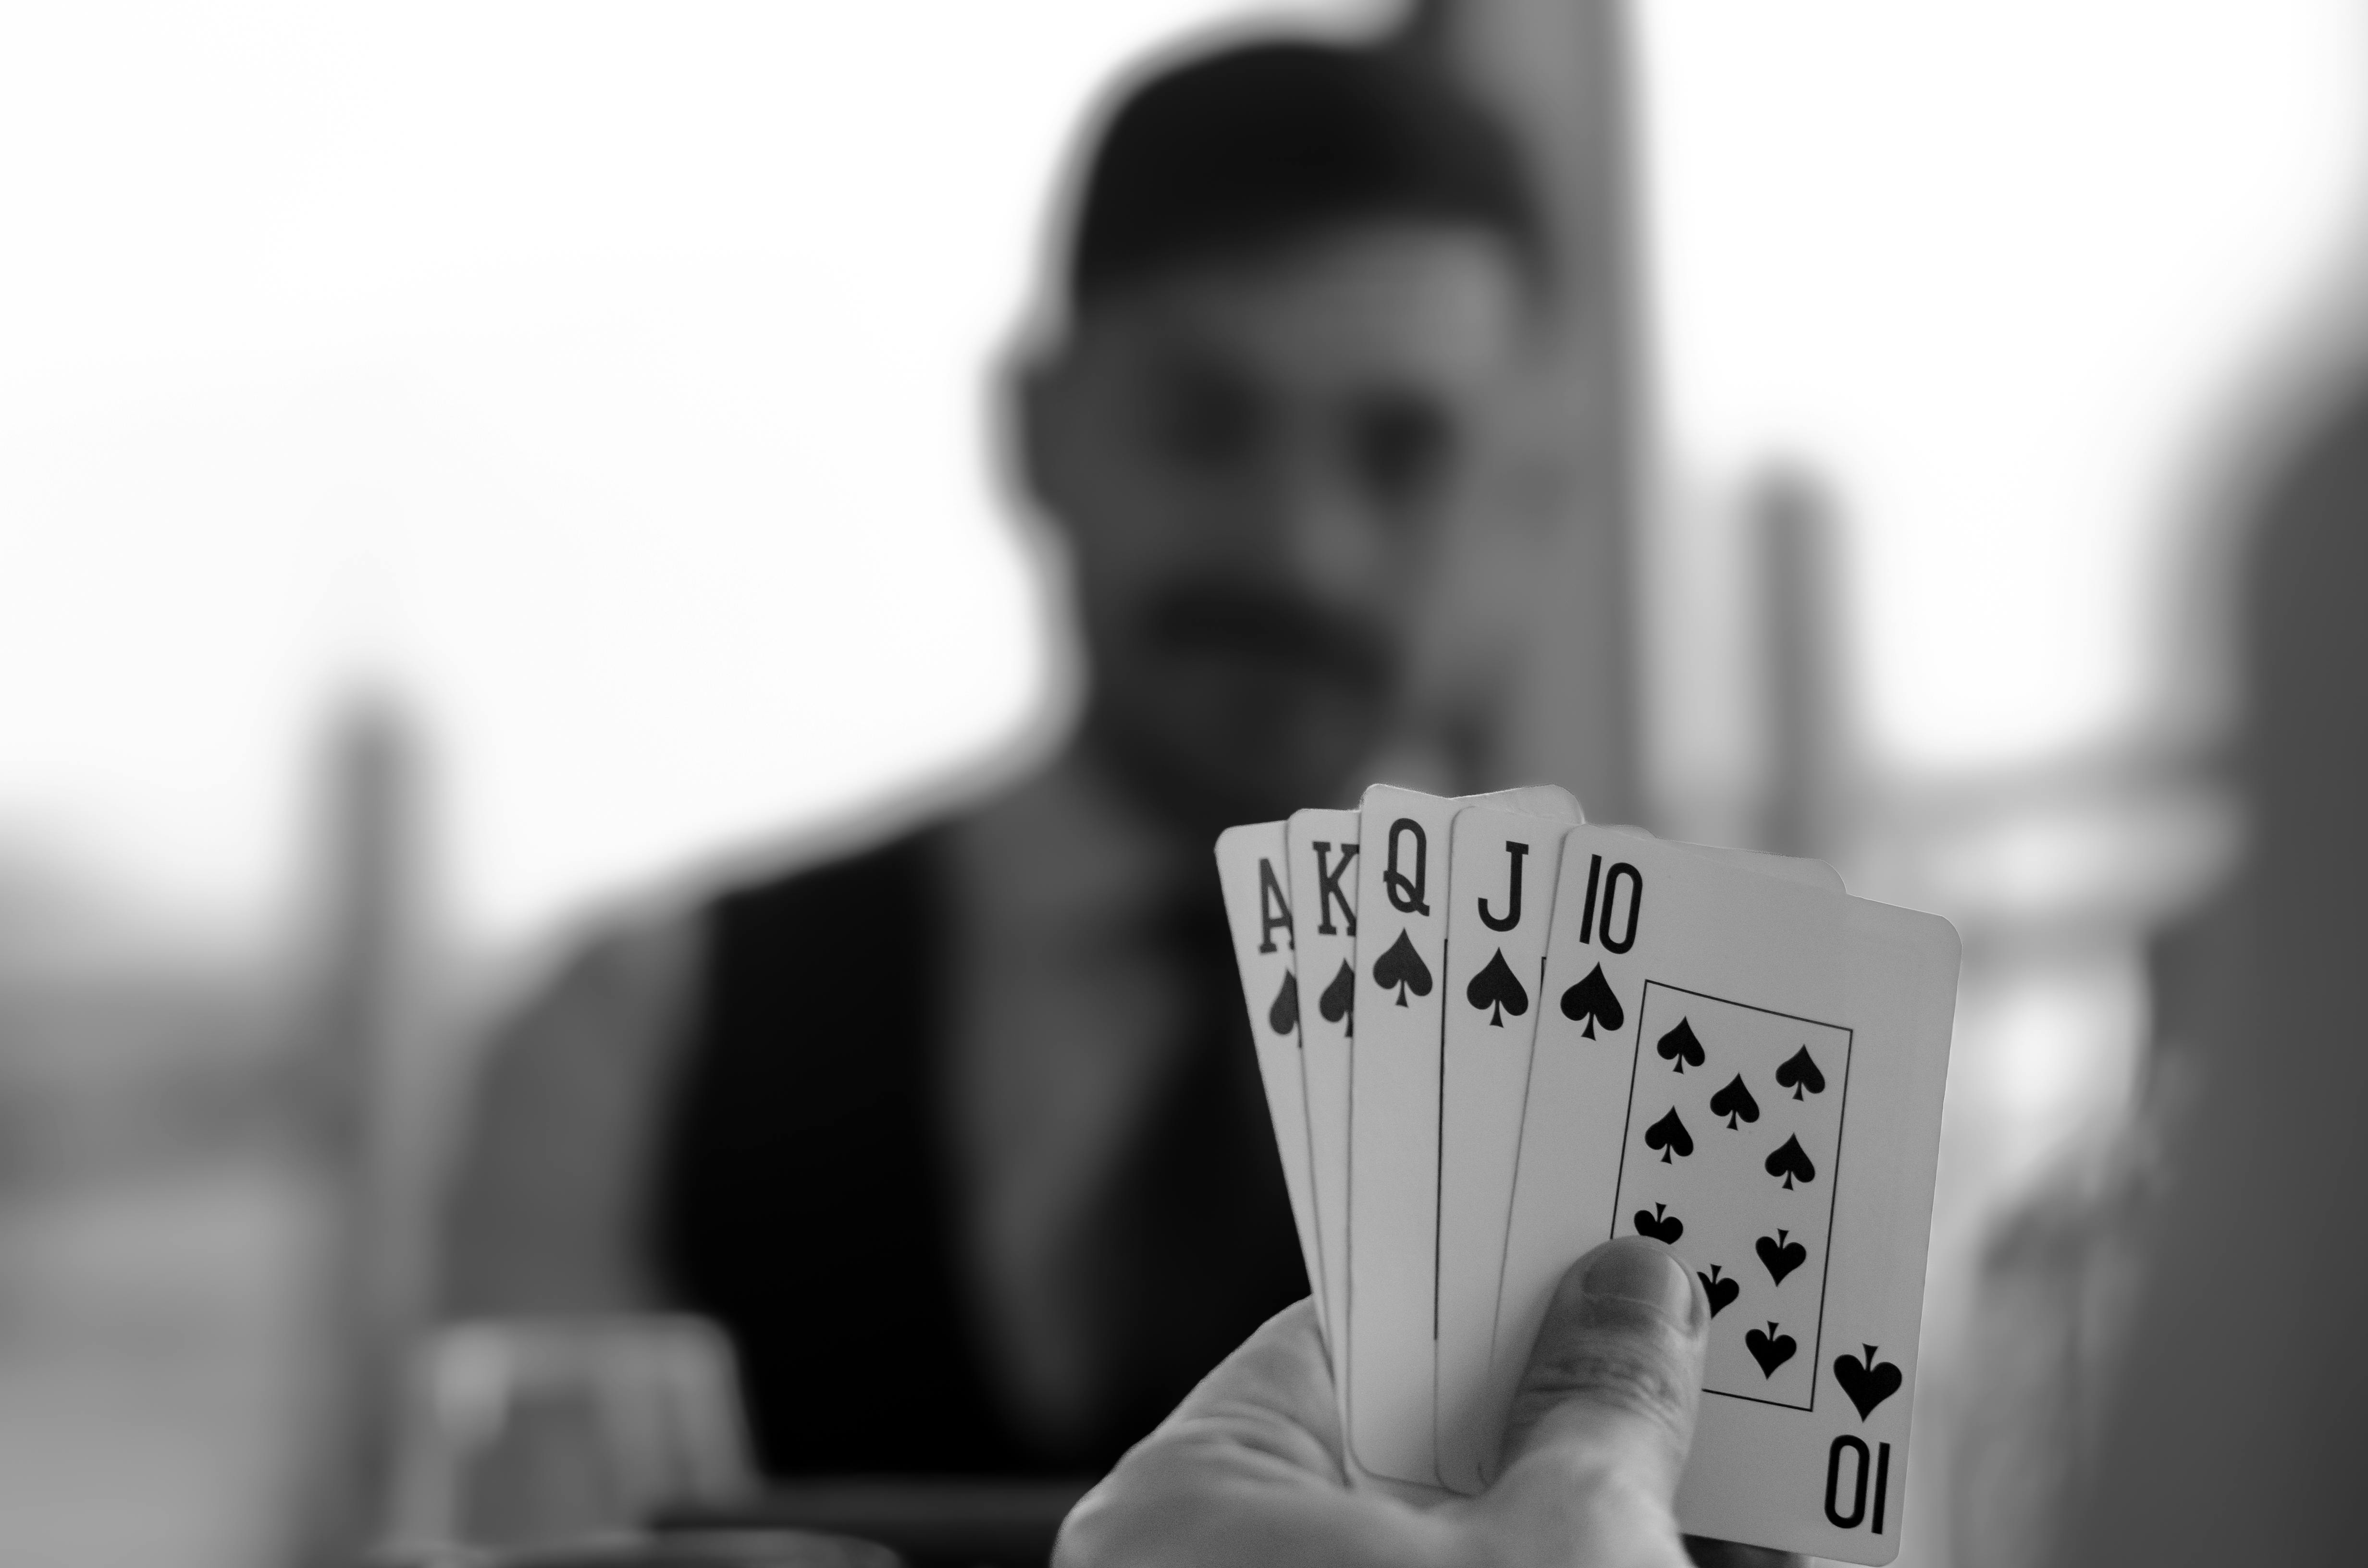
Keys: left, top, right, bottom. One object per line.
{"left": 1010, "top": 346, "right": 1075, "bottom": 539}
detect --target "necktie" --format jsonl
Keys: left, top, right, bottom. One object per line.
{"left": 1052, "top": 882, "right": 1310, "bottom": 1464}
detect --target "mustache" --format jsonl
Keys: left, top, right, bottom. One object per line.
{"left": 1144, "top": 584, "right": 1397, "bottom": 687}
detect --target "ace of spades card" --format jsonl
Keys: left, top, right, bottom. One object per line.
{"left": 1492, "top": 827, "right": 1957, "bottom": 1564}
{"left": 1212, "top": 822, "right": 1328, "bottom": 1336}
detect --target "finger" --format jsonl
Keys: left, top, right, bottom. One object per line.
{"left": 1493, "top": 1235, "right": 1708, "bottom": 1556}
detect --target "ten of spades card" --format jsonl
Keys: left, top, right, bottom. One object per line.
{"left": 1491, "top": 827, "right": 1957, "bottom": 1564}
{"left": 1447, "top": 828, "right": 1841, "bottom": 1491}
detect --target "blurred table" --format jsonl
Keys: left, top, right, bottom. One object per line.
{"left": 657, "top": 1477, "right": 1095, "bottom": 1568}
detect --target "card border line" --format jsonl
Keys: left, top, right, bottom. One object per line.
{"left": 1624, "top": 979, "right": 1855, "bottom": 1417}
{"left": 1804, "top": 1005, "right": 1856, "bottom": 1420}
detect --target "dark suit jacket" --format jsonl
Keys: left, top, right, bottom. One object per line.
{"left": 648, "top": 827, "right": 1306, "bottom": 1477}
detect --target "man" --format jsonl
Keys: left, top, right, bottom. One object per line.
{"left": 444, "top": 37, "right": 1551, "bottom": 1479}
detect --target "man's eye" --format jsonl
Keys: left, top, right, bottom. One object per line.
{"left": 1351, "top": 396, "right": 1453, "bottom": 505}
{"left": 1149, "top": 369, "right": 1259, "bottom": 468}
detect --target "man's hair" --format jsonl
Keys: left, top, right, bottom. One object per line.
{"left": 1067, "top": 39, "right": 1546, "bottom": 307}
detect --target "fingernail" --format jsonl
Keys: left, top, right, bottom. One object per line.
{"left": 1583, "top": 1240, "right": 1700, "bottom": 1329}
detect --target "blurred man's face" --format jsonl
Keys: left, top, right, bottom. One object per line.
{"left": 1024, "top": 220, "right": 1529, "bottom": 824}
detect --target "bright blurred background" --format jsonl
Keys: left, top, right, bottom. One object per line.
{"left": 1, "top": 1, "right": 2361, "bottom": 1563}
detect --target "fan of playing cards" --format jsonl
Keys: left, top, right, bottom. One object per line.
{"left": 1216, "top": 784, "right": 1961, "bottom": 1566}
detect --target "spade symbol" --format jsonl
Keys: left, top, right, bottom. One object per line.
{"left": 1755, "top": 1229, "right": 1807, "bottom": 1286}
{"left": 1745, "top": 1323, "right": 1798, "bottom": 1377}
{"left": 1267, "top": 971, "right": 1299, "bottom": 1035}
{"left": 1709, "top": 1073, "right": 1760, "bottom": 1129}
{"left": 1657, "top": 1017, "right": 1707, "bottom": 1073}
{"left": 1558, "top": 964, "right": 1624, "bottom": 1040}
{"left": 1318, "top": 960, "right": 1356, "bottom": 1037}
{"left": 1765, "top": 1134, "right": 1817, "bottom": 1190}
{"left": 1775, "top": 1046, "right": 1826, "bottom": 1100}
{"left": 1699, "top": 1264, "right": 1739, "bottom": 1317}
{"left": 1465, "top": 949, "right": 1531, "bottom": 1027}
{"left": 1833, "top": 1345, "right": 1904, "bottom": 1419}
{"left": 1644, "top": 1107, "right": 1694, "bottom": 1164}
{"left": 1633, "top": 1201, "right": 1684, "bottom": 1244}
{"left": 1371, "top": 930, "right": 1433, "bottom": 1007}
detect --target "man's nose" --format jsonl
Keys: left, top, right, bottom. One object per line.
{"left": 1262, "top": 444, "right": 1386, "bottom": 598}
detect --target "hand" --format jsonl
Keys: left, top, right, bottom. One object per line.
{"left": 1054, "top": 1236, "right": 1800, "bottom": 1568}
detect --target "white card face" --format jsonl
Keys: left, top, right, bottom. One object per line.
{"left": 1340, "top": 783, "right": 1581, "bottom": 1490}
{"left": 1212, "top": 823, "right": 1325, "bottom": 1337}
{"left": 1284, "top": 807, "right": 1362, "bottom": 1371}
{"left": 1453, "top": 829, "right": 1838, "bottom": 1491}
{"left": 1616, "top": 981, "right": 1850, "bottom": 1411}
{"left": 1345, "top": 785, "right": 1462, "bottom": 1486}
{"left": 1492, "top": 829, "right": 1957, "bottom": 1564}
{"left": 1434, "top": 807, "right": 1568, "bottom": 1493}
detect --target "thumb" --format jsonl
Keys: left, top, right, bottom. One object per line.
{"left": 1484, "top": 1237, "right": 1709, "bottom": 1561}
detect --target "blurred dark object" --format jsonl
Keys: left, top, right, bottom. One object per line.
{"left": 658, "top": 1477, "right": 1092, "bottom": 1568}
{"left": 2042, "top": 358, "right": 2368, "bottom": 1565}
{"left": 1950, "top": 356, "right": 2368, "bottom": 1566}
{"left": 1945, "top": 1081, "right": 2174, "bottom": 1568}
{"left": 1071, "top": 37, "right": 1547, "bottom": 305}
{"left": 647, "top": 835, "right": 1299, "bottom": 1474}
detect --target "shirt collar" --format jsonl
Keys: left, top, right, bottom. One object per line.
{"left": 952, "top": 744, "right": 1201, "bottom": 942}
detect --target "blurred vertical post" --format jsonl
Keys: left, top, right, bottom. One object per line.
{"left": 1397, "top": 0, "right": 1644, "bottom": 822}
{"left": 279, "top": 693, "right": 432, "bottom": 1566}
{"left": 1751, "top": 466, "right": 1847, "bottom": 860}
